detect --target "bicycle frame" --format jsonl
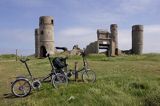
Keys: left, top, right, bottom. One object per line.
{"left": 78, "top": 54, "right": 89, "bottom": 72}
{"left": 11, "top": 55, "right": 69, "bottom": 97}
{"left": 64, "top": 52, "right": 90, "bottom": 81}
{"left": 20, "top": 55, "right": 57, "bottom": 83}
{"left": 23, "top": 61, "right": 33, "bottom": 79}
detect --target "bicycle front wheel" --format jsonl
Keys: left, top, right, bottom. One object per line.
{"left": 52, "top": 73, "right": 68, "bottom": 89}
{"left": 11, "top": 78, "right": 31, "bottom": 97}
{"left": 82, "top": 70, "right": 96, "bottom": 83}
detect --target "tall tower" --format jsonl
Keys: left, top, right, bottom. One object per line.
{"left": 132, "top": 25, "right": 143, "bottom": 54}
{"left": 110, "top": 24, "right": 118, "bottom": 49}
{"left": 39, "top": 16, "right": 55, "bottom": 57}
{"left": 110, "top": 24, "right": 118, "bottom": 55}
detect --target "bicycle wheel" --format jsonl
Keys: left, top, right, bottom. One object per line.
{"left": 82, "top": 70, "right": 96, "bottom": 83}
{"left": 11, "top": 78, "right": 31, "bottom": 97}
{"left": 52, "top": 73, "right": 68, "bottom": 89}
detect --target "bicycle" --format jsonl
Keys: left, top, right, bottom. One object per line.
{"left": 65, "top": 51, "right": 96, "bottom": 83}
{"left": 11, "top": 54, "right": 68, "bottom": 97}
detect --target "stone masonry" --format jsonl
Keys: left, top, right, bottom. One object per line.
{"left": 35, "top": 16, "right": 55, "bottom": 58}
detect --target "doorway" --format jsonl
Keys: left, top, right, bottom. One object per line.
{"left": 40, "top": 46, "right": 47, "bottom": 58}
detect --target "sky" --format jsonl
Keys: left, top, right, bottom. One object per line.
{"left": 0, "top": 0, "right": 160, "bottom": 55}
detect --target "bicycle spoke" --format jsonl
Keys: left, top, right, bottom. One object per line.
{"left": 82, "top": 70, "right": 96, "bottom": 83}
{"left": 22, "top": 89, "right": 27, "bottom": 95}
{"left": 11, "top": 79, "right": 31, "bottom": 97}
{"left": 52, "top": 74, "right": 68, "bottom": 89}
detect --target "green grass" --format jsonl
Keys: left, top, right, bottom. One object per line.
{"left": 0, "top": 54, "right": 17, "bottom": 60}
{"left": 0, "top": 54, "right": 160, "bottom": 106}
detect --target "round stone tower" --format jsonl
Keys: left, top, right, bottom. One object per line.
{"left": 35, "top": 28, "right": 40, "bottom": 57}
{"left": 132, "top": 25, "right": 143, "bottom": 54}
{"left": 39, "top": 16, "right": 55, "bottom": 57}
{"left": 110, "top": 24, "right": 118, "bottom": 49}
{"left": 110, "top": 24, "right": 119, "bottom": 55}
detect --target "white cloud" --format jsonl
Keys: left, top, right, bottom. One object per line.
{"left": 118, "top": 0, "right": 152, "bottom": 14}
{"left": 144, "top": 25, "right": 160, "bottom": 53}
{"left": 145, "top": 25, "right": 160, "bottom": 33}
{"left": 73, "top": 0, "right": 159, "bottom": 25}
{"left": 0, "top": 29, "right": 34, "bottom": 48}
{"left": 118, "top": 29, "right": 132, "bottom": 50}
{"left": 0, "top": 28, "right": 35, "bottom": 55}
{"left": 55, "top": 27, "right": 96, "bottom": 49}
{"left": 58, "top": 27, "right": 95, "bottom": 37}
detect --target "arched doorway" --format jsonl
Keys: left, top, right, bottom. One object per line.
{"left": 40, "top": 46, "right": 47, "bottom": 58}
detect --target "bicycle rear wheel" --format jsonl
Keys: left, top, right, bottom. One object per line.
{"left": 11, "top": 78, "right": 31, "bottom": 97}
{"left": 52, "top": 73, "right": 68, "bottom": 89}
{"left": 82, "top": 70, "right": 96, "bottom": 83}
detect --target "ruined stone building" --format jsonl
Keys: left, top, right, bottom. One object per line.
{"left": 34, "top": 16, "right": 143, "bottom": 57}
{"left": 85, "top": 24, "right": 119, "bottom": 56}
{"left": 85, "top": 24, "right": 143, "bottom": 56}
{"left": 35, "top": 16, "right": 55, "bottom": 58}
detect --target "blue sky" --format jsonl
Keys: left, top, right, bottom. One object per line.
{"left": 0, "top": 0, "right": 160, "bottom": 55}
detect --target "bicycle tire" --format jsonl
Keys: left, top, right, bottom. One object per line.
{"left": 82, "top": 70, "right": 96, "bottom": 83}
{"left": 52, "top": 73, "right": 68, "bottom": 89}
{"left": 11, "top": 78, "right": 31, "bottom": 97}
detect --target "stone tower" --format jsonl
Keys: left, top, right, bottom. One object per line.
{"left": 110, "top": 24, "right": 118, "bottom": 49}
{"left": 35, "top": 16, "right": 55, "bottom": 57}
{"left": 110, "top": 24, "right": 118, "bottom": 55}
{"left": 132, "top": 25, "right": 143, "bottom": 54}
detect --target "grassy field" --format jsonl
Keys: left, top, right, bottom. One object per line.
{"left": 0, "top": 54, "right": 160, "bottom": 106}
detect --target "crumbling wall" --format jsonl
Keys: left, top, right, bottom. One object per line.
{"left": 85, "top": 28, "right": 117, "bottom": 56}
{"left": 70, "top": 45, "right": 82, "bottom": 55}
{"left": 85, "top": 41, "right": 98, "bottom": 54}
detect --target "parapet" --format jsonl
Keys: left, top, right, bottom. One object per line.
{"left": 39, "top": 16, "right": 54, "bottom": 25}
{"left": 132, "top": 25, "right": 143, "bottom": 31}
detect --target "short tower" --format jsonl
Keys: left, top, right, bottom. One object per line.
{"left": 132, "top": 25, "right": 143, "bottom": 54}
{"left": 35, "top": 16, "right": 55, "bottom": 58}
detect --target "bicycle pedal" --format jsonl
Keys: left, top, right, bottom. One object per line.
{"left": 67, "top": 72, "right": 72, "bottom": 77}
{"left": 32, "top": 80, "right": 41, "bottom": 89}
